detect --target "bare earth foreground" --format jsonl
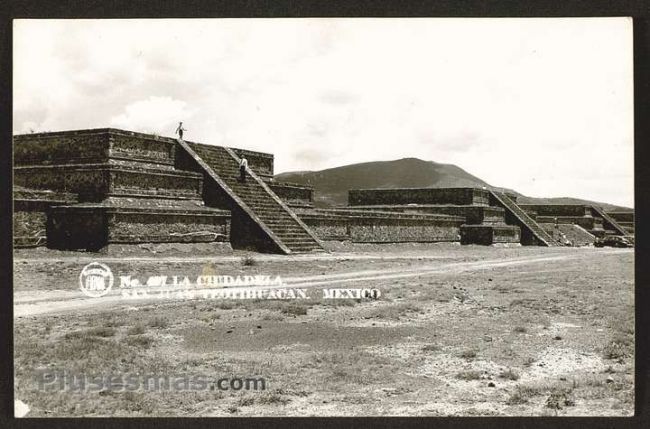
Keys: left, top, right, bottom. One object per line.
{"left": 13, "top": 243, "right": 634, "bottom": 417}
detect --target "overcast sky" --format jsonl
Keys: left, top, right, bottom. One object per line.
{"left": 14, "top": 18, "right": 633, "bottom": 207}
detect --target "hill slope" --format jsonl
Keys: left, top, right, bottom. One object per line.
{"left": 275, "top": 158, "right": 631, "bottom": 211}
{"left": 275, "top": 158, "right": 490, "bottom": 207}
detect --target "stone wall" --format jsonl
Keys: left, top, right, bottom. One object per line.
{"left": 299, "top": 210, "right": 463, "bottom": 243}
{"left": 14, "top": 128, "right": 178, "bottom": 168}
{"left": 14, "top": 165, "right": 204, "bottom": 202}
{"left": 518, "top": 204, "right": 592, "bottom": 217}
{"left": 108, "top": 132, "right": 176, "bottom": 167}
{"left": 269, "top": 182, "right": 313, "bottom": 207}
{"left": 14, "top": 128, "right": 235, "bottom": 251}
{"left": 606, "top": 211, "right": 634, "bottom": 222}
{"left": 535, "top": 215, "right": 602, "bottom": 230}
{"left": 345, "top": 204, "right": 505, "bottom": 225}
{"left": 47, "top": 206, "right": 230, "bottom": 251}
{"left": 13, "top": 188, "right": 78, "bottom": 247}
{"left": 348, "top": 187, "right": 491, "bottom": 207}
{"left": 14, "top": 129, "right": 111, "bottom": 166}
{"left": 460, "top": 225, "right": 521, "bottom": 245}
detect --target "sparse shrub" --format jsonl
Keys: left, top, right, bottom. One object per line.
{"left": 216, "top": 301, "right": 236, "bottom": 310}
{"left": 499, "top": 368, "right": 520, "bottom": 381}
{"left": 455, "top": 370, "right": 482, "bottom": 381}
{"left": 147, "top": 317, "right": 169, "bottom": 329}
{"left": 545, "top": 388, "right": 575, "bottom": 409}
{"left": 237, "top": 396, "right": 256, "bottom": 407}
{"left": 65, "top": 327, "right": 116, "bottom": 339}
{"left": 241, "top": 256, "right": 257, "bottom": 266}
{"left": 506, "top": 388, "right": 529, "bottom": 405}
{"left": 125, "top": 335, "right": 154, "bottom": 349}
{"left": 459, "top": 349, "right": 478, "bottom": 359}
{"left": 282, "top": 304, "right": 308, "bottom": 316}
{"left": 103, "top": 316, "right": 126, "bottom": 327}
{"left": 258, "top": 392, "right": 290, "bottom": 405}
{"left": 603, "top": 334, "right": 633, "bottom": 361}
{"left": 127, "top": 324, "right": 146, "bottom": 336}
{"left": 262, "top": 312, "right": 284, "bottom": 321}
{"left": 421, "top": 344, "right": 441, "bottom": 352}
{"left": 368, "top": 302, "right": 423, "bottom": 320}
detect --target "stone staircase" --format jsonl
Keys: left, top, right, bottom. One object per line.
{"left": 177, "top": 140, "right": 325, "bottom": 254}
{"left": 590, "top": 205, "right": 628, "bottom": 236}
{"left": 489, "top": 191, "right": 560, "bottom": 246}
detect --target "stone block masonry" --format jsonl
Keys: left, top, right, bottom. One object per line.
{"left": 13, "top": 129, "right": 231, "bottom": 251}
{"left": 13, "top": 187, "right": 78, "bottom": 247}
{"left": 269, "top": 182, "right": 314, "bottom": 208}
{"left": 336, "top": 188, "right": 525, "bottom": 246}
{"left": 344, "top": 204, "right": 506, "bottom": 225}
{"left": 349, "top": 187, "right": 491, "bottom": 206}
{"left": 518, "top": 204, "right": 625, "bottom": 237}
{"left": 460, "top": 225, "right": 521, "bottom": 245}
{"left": 297, "top": 209, "right": 464, "bottom": 243}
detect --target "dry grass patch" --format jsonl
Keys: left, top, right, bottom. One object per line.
{"left": 64, "top": 327, "right": 117, "bottom": 339}
{"left": 367, "top": 302, "right": 423, "bottom": 320}
{"left": 147, "top": 317, "right": 169, "bottom": 329}
{"left": 455, "top": 370, "right": 482, "bottom": 381}
{"left": 459, "top": 349, "right": 478, "bottom": 359}
{"left": 499, "top": 368, "right": 520, "bottom": 381}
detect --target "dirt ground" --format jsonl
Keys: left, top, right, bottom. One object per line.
{"left": 13, "top": 242, "right": 634, "bottom": 417}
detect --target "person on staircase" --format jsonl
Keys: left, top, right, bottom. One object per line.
{"left": 239, "top": 156, "right": 248, "bottom": 183}
{"left": 175, "top": 122, "right": 187, "bottom": 140}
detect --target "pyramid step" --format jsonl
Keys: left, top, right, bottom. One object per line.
{"left": 180, "top": 140, "right": 324, "bottom": 254}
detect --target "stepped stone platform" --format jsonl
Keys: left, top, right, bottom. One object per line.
{"left": 518, "top": 204, "right": 627, "bottom": 238}
{"left": 13, "top": 128, "right": 329, "bottom": 254}
{"left": 606, "top": 211, "right": 634, "bottom": 234}
{"left": 487, "top": 192, "right": 559, "bottom": 246}
{"left": 539, "top": 223, "right": 596, "bottom": 247}
{"left": 13, "top": 129, "right": 231, "bottom": 250}
{"left": 176, "top": 140, "right": 325, "bottom": 254}
{"left": 295, "top": 208, "right": 465, "bottom": 242}
{"left": 337, "top": 187, "right": 529, "bottom": 245}
{"left": 344, "top": 204, "right": 506, "bottom": 225}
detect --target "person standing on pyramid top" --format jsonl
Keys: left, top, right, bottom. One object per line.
{"left": 176, "top": 122, "right": 187, "bottom": 140}
{"left": 239, "top": 156, "right": 248, "bottom": 182}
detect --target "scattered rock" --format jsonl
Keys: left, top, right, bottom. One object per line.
{"left": 487, "top": 382, "right": 495, "bottom": 387}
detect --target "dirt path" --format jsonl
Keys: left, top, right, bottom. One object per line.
{"left": 14, "top": 248, "right": 629, "bottom": 318}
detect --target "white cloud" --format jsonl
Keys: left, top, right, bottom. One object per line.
{"left": 13, "top": 18, "right": 634, "bottom": 207}
{"left": 110, "top": 96, "right": 196, "bottom": 135}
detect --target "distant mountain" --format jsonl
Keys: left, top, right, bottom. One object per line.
{"left": 275, "top": 157, "right": 631, "bottom": 211}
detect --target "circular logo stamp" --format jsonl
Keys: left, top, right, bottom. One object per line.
{"left": 79, "top": 262, "right": 114, "bottom": 298}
